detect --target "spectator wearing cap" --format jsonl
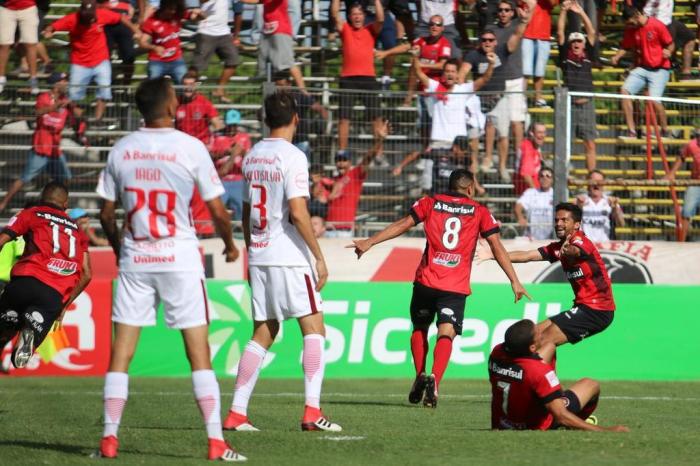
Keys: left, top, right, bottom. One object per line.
{"left": 43, "top": 0, "right": 138, "bottom": 123}
{"left": 576, "top": 170, "right": 625, "bottom": 242}
{"left": 0, "top": 0, "right": 40, "bottom": 94}
{"left": 513, "top": 121, "right": 546, "bottom": 196}
{"left": 331, "top": 0, "right": 385, "bottom": 151}
{"left": 326, "top": 121, "right": 389, "bottom": 237}
{"left": 209, "top": 109, "right": 252, "bottom": 220}
{"left": 557, "top": 0, "right": 597, "bottom": 171}
{"left": 192, "top": 0, "right": 241, "bottom": 102}
{"left": 273, "top": 70, "right": 329, "bottom": 159}
{"left": 664, "top": 128, "right": 700, "bottom": 242}
{"left": 69, "top": 207, "right": 109, "bottom": 246}
{"left": 611, "top": 5, "right": 674, "bottom": 140}
{"left": 514, "top": 166, "right": 554, "bottom": 240}
{"left": 0, "top": 72, "right": 81, "bottom": 212}
{"left": 522, "top": 0, "right": 557, "bottom": 108}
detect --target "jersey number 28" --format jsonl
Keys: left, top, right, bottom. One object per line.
{"left": 125, "top": 187, "right": 176, "bottom": 240}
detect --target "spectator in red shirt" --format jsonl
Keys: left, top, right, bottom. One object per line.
{"left": 0, "top": 0, "right": 40, "bottom": 94}
{"left": 611, "top": 4, "right": 674, "bottom": 139}
{"left": 309, "top": 163, "right": 334, "bottom": 219}
{"left": 209, "top": 109, "right": 252, "bottom": 220}
{"left": 331, "top": 0, "right": 385, "bottom": 151}
{"left": 43, "top": 0, "right": 138, "bottom": 123}
{"left": 522, "top": 0, "right": 557, "bottom": 107}
{"left": 513, "top": 122, "right": 546, "bottom": 195}
{"left": 0, "top": 73, "right": 81, "bottom": 213}
{"left": 139, "top": 0, "right": 203, "bottom": 83}
{"left": 175, "top": 70, "right": 224, "bottom": 144}
{"left": 665, "top": 128, "right": 700, "bottom": 242}
{"left": 326, "top": 120, "right": 388, "bottom": 237}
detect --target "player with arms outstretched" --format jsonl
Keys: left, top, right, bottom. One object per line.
{"left": 223, "top": 91, "right": 341, "bottom": 433}
{"left": 0, "top": 182, "right": 91, "bottom": 369}
{"left": 479, "top": 202, "right": 615, "bottom": 349}
{"left": 350, "top": 169, "right": 529, "bottom": 407}
{"left": 489, "top": 319, "right": 629, "bottom": 432}
{"left": 95, "top": 77, "right": 245, "bottom": 461}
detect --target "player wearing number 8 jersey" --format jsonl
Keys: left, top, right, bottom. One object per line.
{"left": 95, "top": 77, "right": 245, "bottom": 461}
{"left": 350, "top": 169, "right": 530, "bottom": 408}
{"left": 0, "top": 182, "right": 92, "bottom": 369}
{"left": 223, "top": 91, "right": 341, "bottom": 433}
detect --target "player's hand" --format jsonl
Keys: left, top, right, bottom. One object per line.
{"left": 153, "top": 45, "right": 166, "bottom": 56}
{"left": 569, "top": 1, "right": 583, "bottom": 14}
{"left": 315, "top": 258, "right": 328, "bottom": 291}
{"left": 607, "top": 425, "right": 630, "bottom": 432}
{"left": 392, "top": 166, "right": 403, "bottom": 176}
{"left": 346, "top": 239, "right": 372, "bottom": 259}
{"left": 475, "top": 238, "right": 494, "bottom": 264}
{"left": 511, "top": 281, "right": 531, "bottom": 303}
{"left": 662, "top": 48, "right": 672, "bottom": 59}
{"left": 223, "top": 245, "right": 239, "bottom": 262}
{"left": 374, "top": 50, "right": 388, "bottom": 60}
{"left": 575, "top": 193, "right": 586, "bottom": 206}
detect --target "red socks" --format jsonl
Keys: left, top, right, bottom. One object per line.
{"left": 410, "top": 329, "right": 428, "bottom": 375}
{"left": 432, "top": 336, "right": 453, "bottom": 388}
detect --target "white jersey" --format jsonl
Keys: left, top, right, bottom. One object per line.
{"left": 581, "top": 194, "right": 618, "bottom": 242}
{"left": 198, "top": 0, "right": 231, "bottom": 36}
{"left": 243, "top": 138, "right": 312, "bottom": 266}
{"left": 420, "top": 0, "right": 456, "bottom": 26}
{"left": 517, "top": 187, "right": 553, "bottom": 240}
{"left": 644, "top": 0, "right": 673, "bottom": 25}
{"left": 428, "top": 79, "right": 473, "bottom": 143}
{"left": 96, "top": 127, "right": 224, "bottom": 272}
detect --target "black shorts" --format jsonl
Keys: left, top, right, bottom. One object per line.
{"left": 409, "top": 282, "right": 467, "bottom": 335}
{"left": 338, "top": 76, "right": 382, "bottom": 120}
{"left": 0, "top": 276, "right": 63, "bottom": 346}
{"left": 668, "top": 20, "right": 695, "bottom": 50}
{"left": 549, "top": 389, "right": 581, "bottom": 430}
{"left": 549, "top": 303, "right": 614, "bottom": 344}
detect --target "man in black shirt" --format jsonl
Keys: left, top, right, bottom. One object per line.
{"left": 557, "top": 0, "right": 597, "bottom": 171}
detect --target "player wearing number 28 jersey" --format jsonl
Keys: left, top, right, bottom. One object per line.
{"left": 95, "top": 78, "right": 244, "bottom": 462}
{"left": 350, "top": 169, "right": 530, "bottom": 409}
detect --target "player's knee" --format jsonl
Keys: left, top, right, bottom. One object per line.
{"left": 581, "top": 377, "right": 600, "bottom": 393}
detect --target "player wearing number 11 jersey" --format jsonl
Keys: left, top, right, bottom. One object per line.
{"left": 350, "top": 169, "right": 530, "bottom": 408}
{"left": 95, "top": 77, "right": 245, "bottom": 462}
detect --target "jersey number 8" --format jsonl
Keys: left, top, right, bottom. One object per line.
{"left": 442, "top": 217, "right": 462, "bottom": 250}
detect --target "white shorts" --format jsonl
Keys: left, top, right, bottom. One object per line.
{"left": 0, "top": 6, "right": 39, "bottom": 45}
{"left": 249, "top": 265, "right": 322, "bottom": 322}
{"left": 113, "top": 271, "right": 209, "bottom": 329}
{"left": 505, "top": 78, "right": 527, "bottom": 122}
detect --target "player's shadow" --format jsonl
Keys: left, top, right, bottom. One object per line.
{"left": 0, "top": 439, "right": 87, "bottom": 455}
{"left": 325, "top": 400, "right": 411, "bottom": 408}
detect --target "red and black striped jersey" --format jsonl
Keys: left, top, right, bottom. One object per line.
{"left": 538, "top": 230, "right": 616, "bottom": 311}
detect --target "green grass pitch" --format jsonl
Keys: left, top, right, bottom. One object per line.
{"left": 1, "top": 377, "right": 699, "bottom": 465}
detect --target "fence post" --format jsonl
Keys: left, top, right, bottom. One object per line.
{"left": 262, "top": 82, "right": 277, "bottom": 138}
{"left": 553, "top": 86, "right": 569, "bottom": 207}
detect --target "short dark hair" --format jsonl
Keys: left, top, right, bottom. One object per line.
{"left": 503, "top": 319, "right": 535, "bottom": 357}
{"left": 156, "top": 0, "right": 185, "bottom": 18}
{"left": 538, "top": 166, "right": 553, "bottom": 177}
{"left": 555, "top": 202, "right": 583, "bottom": 223}
{"left": 136, "top": 77, "right": 173, "bottom": 123}
{"left": 309, "top": 163, "right": 324, "bottom": 175}
{"left": 621, "top": 4, "right": 642, "bottom": 21}
{"left": 264, "top": 91, "right": 297, "bottom": 129}
{"left": 588, "top": 169, "right": 605, "bottom": 179}
{"left": 443, "top": 58, "right": 460, "bottom": 71}
{"left": 348, "top": 2, "right": 364, "bottom": 15}
{"left": 448, "top": 168, "right": 475, "bottom": 191}
{"left": 40, "top": 180, "right": 69, "bottom": 203}
{"left": 481, "top": 27, "right": 498, "bottom": 38}
{"left": 182, "top": 69, "right": 199, "bottom": 82}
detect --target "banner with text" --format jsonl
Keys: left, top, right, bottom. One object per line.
{"left": 128, "top": 282, "right": 700, "bottom": 381}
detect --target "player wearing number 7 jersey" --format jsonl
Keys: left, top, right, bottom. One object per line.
{"left": 95, "top": 77, "right": 245, "bottom": 462}
{"left": 0, "top": 182, "right": 92, "bottom": 369}
{"left": 349, "top": 169, "right": 530, "bottom": 408}
{"left": 223, "top": 91, "right": 341, "bottom": 433}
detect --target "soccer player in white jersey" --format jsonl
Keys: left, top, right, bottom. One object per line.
{"left": 95, "top": 77, "right": 246, "bottom": 462}
{"left": 223, "top": 91, "right": 341, "bottom": 432}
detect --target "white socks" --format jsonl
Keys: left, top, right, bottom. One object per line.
{"left": 192, "top": 369, "right": 224, "bottom": 441}
{"left": 303, "top": 334, "right": 325, "bottom": 409}
{"left": 103, "top": 372, "right": 128, "bottom": 438}
{"left": 231, "top": 340, "right": 267, "bottom": 416}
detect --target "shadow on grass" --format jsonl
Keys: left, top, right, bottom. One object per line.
{"left": 325, "top": 399, "right": 411, "bottom": 408}
{"left": 0, "top": 439, "right": 197, "bottom": 460}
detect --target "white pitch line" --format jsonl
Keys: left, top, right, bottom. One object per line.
{"left": 0, "top": 390, "right": 698, "bottom": 402}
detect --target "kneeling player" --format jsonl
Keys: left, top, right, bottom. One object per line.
{"left": 489, "top": 319, "right": 628, "bottom": 432}
{"left": 0, "top": 182, "right": 91, "bottom": 369}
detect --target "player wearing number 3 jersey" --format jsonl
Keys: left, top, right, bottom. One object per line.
{"left": 350, "top": 169, "right": 530, "bottom": 408}
{"left": 0, "top": 182, "right": 92, "bottom": 370}
{"left": 223, "top": 91, "right": 341, "bottom": 433}
{"left": 95, "top": 77, "right": 245, "bottom": 462}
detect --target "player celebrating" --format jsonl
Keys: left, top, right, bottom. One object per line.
{"left": 95, "top": 77, "right": 245, "bottom": 462}
{"left": 479, "top": 202, "right": 615, "bottom": 349}
{"left": 489, "top": 319, "right": 629, "bottom": 432}
{"left": 223, "top": 91, "right": 341, "bottom": 433}
{"left": 0, "top": 182, "right": 91, "bottom": 369}
{"left": 349, "top": 169, "right": 530, "bottom": 408}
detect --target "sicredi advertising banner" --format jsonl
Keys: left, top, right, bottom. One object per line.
{"left": 126, "top": 281, "right": 700, "bottom": 381}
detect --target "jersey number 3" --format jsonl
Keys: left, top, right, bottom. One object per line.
{"left": 251, "top": 184, "right": 268, "bottom": 230}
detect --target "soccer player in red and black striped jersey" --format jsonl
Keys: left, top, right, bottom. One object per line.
{"left": 479, "top": 202, "right": 615, "bottom": 349}
{"left": 0, "top": 182, "right": 92, "bottom": 369}
{"left": 350, "top": 169, "right": 530, "bottom": 407}
{"left": 489, "top": 319, "right": 628, "bottom": 432}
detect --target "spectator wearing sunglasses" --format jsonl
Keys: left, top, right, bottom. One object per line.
{"left": 576, "top": 170, "right": 625, "bottom": 242}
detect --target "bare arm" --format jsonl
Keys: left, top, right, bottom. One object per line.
{"left": 358, "top": 119, "right": 389, "bottom": 173}
{"left": 458, "top": 61, "right": 473, "bottom": 83}
{"left": 665, "top": 155, "right": 684, "bottom": 180}
{"left": 393, "top": 150, "right": 421, "bottom": 176}
{"left": 206, "top": 196, "right": 239, "bottom": 262}
{"left": 507, "top": 0, "right": 535, "bottom": 53}
{"left": 546, "top": 398, "right": 629, "bottom": 432}
{"left": 472, "top": 53, "right": 495, "bottom": 91}
{"left": 375, "top": 42, "right": 411, "bottom": 60}
{"left": 557, "top": 1, "right": 569, "bottom": 46}
{"left": 485, "top": 233, "right": 531, "bottom": 302}
{"left": 609, "top": 197, "right": 625, "bottom": 228}
{"left": 289, "top": 197, "right": 328, "bottom": 291}
{"left": 411, "top": 54, "right": 431, "bottom": 89}
{"left": 372, "top": 0, "right": 385, "bottom": 35}
{"left": 348, "top": 215, "right": 416, "bottom": 259}
{"left": 331, "top": 0, "right": 344, "bottom": 33}
{"left": 514, "top": 202, "right": 528, "bottom": 227}
{"left": 138, "top": 33, "right": 164, "bottom": 56}
{"left": 210, "top": 116, "right": 225, "bottom": 132}
{"left": 99, "top": 199, "right": 121, "bottom": 260}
